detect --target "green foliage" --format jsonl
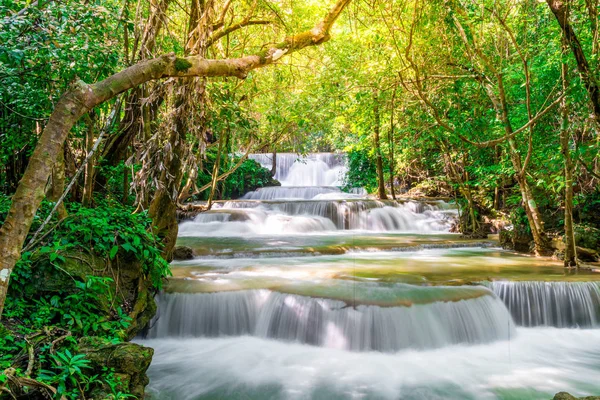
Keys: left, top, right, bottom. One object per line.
{"left": 194, "top": 154, "right": 277, "bottom": 200}
{"left": 61, "top": 202, "right": 170, "bottom": 289}
{"left": 221, "top": 159, "right": 278, "bottom": 199}
{"left": 1, "top": 201, "right": 169, "bottom": 399}
{"left": 343, "top": 149, "right": 377, "bottom": 193}
{"left": 0, "top": 0, "right": 123, "bottom": 192}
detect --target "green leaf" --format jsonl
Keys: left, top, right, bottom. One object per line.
{"left": 109, "top": 245, "right": 119, "bottom": 259}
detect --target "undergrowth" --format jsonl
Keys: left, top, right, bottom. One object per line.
{"left": 0, "top": 198, "right": 169, "bottom": 399}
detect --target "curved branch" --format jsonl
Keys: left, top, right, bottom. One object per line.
{"left": 206, "top": 20, "right": 272, "bottom": 48}
{"left": 0, "top": 0, "right": 353, "bottom": 318}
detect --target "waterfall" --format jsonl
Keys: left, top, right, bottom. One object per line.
{"left": 487, "top": 281, "right": 600, "bottom": 327}
{"left": 181, "top": 199, "right": 457, "bottom": 235}
{"left": 248, "top": 153, "right": 347, "bottom": 186}
{"left": 179, "top": 208, "right": 336, "bottom": 237}
{"left": 146, "top": 289, "right": 514, "bottom": 352}
{"left": 242, "top": 186, "right": 343, "bottom": 200}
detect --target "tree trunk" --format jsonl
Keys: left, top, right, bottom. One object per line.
{"left": 388, "top": 87, "right": 397, "bottom": 199}
{"left": 373, "top": 93, "right": 388, "bottom": 200}
{"left": 0, "top": 0, "right": 352, "bottom": 318}
{"left": 271, "top": 151, "right": 277, "bottom": 178}
{"left": 497, "top": 75, "right": 549, "bottom": 254}
{"left": 207, "top": 132, "right": 226, "bottom": 210}
{"left": 547, "top": 0, "right": 600, "bottom": 125}
{"left": 47, "top": 145, "right": 68, "bottom": 220}
{"left": 561, "top": 50, "right": 577, "bottom": 267}
{"left": 82, "top": 113, "right": 95, "bottom": 207}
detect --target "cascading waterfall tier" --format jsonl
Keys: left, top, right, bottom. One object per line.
{"left": 178, "top": 199, "right": 457, "bottom": 235}
{"left": 145, "top": 289, "right": 515, "bottom": 352}
{"left": 242, "top": 186, "right": 344, "bottom": 200}
{"left": 487, "top": 281, "right": 600, "bottom": 327}
{"left": 249, "top": 153, "right": 347, "bottom": 187}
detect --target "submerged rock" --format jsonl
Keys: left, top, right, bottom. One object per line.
{"left": 80, "top": 336, "right": 154, "bottom": 399}
{"left": 173, "top": 245, "right": 195, "bottom": 260}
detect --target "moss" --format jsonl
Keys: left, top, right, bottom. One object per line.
{"left": 174, "top": 57, "right": 192, "bottom": 72}
{"left": 79, "top": 336, "right": 154, "bottom": 399}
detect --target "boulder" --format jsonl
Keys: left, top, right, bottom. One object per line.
{"left": 499, "top": 228, "right": 532, "bottom": 252}
{"left": 29, "top": 250, "right": 157, "bottom": 340}
{"left": 577, "top": 246, "right": 600, "bottom": 262}
{"left": 173, "top": 245, "right": 195, "bottom": 260}
{"left": 79, "top": 336, "right": 154, "bottom": 399}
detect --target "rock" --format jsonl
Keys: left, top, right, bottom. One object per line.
{"left": 577, "top": 246, "right": 600, "bottom": 262}
{"left": 173, "top": 245, "right": 195, "bottom": 260}
{"left": 29, "top": 250, "right": 157, "bottom": 339}
{"left": 79, "top": 336, "right": 154, "bottom": 399}
{"left": 553, "top": 392, "right": 600, "bottom": 400}
{"left": 554, "top": 392, "right": 579, "bottom": 400}
{"left": 499, "top": 228, "right": 532, "bottom": 252}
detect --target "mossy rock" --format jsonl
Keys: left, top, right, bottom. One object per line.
{"left": 173, "top": 245, "right": 194, "bottom": 260}
{"left": 79, "top": 336, "right": 154, "bottom": 399}
{"left": 553, "top": 392, "right": 600, "bottom": 400}
{"left": 499, "top": 227, "right": 532, "bottom": 253}
{"left": 28, "top": 250, "right": 157, "bottom": 339}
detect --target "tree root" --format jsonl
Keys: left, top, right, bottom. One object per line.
{"left": 2, "top": 367, "right": 66, "bottom": 400}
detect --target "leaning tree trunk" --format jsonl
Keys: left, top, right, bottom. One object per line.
{"left": 547, "top": 0, "right": 600, "bottom": 126}
{"left": 0, "top": 0, "right": 352, "bottom": 318}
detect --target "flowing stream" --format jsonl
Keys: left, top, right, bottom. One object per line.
{"left": 138, "top": 152, "right": 600, "bottom": 399}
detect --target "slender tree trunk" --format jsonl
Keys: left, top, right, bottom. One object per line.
{"left": 373, "top": 92, "right": 388, "bottom": 200}
{"left": 47, "top": 144, "right": 68, "bottom": 220}
{"left": 82, "top": 113, "right": 95, "bottom": 207}
{"left": 561, "top": 48, "right": 577, "bottom": 267}
{"left": 508, "top": 138, "right": 548, "bottom": 254}
{"left": 388, "top": 87, "right": 397, "bottom": 199}
{"left": 271, "top": 151, "right": 277, "bottom": 178}
{"left": 207, "top": 132, "right": 226, "bottom": 210}
{"left": 497, "top": 76, "right": 549, "bottom": 253}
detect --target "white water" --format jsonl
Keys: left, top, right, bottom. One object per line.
{"left": 146, "top": 289, "right": 514, "bottom": 352}
{"left": 140, "top": 328, "right": 600, "bottom": 400}
{"left": 249, "top": 153, "right": 347, "bottom": 187}
{"left": 152, "top": 152, "right": 600, "bottom": 399}
{"left": 488, "top": 281, "right": 600, "bottom": 328}
{"left": 180, "top": 200, "right": 456, "bottom": 235}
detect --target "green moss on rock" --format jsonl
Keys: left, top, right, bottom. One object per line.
{"left": 80, "top": 336, "right": 154, "bottom": 399}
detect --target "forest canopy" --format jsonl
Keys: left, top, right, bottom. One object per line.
{"left": 1, "top": 0, "right": 599, "bottom": 398}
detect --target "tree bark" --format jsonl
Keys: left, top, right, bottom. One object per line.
{"left": 0, "top": 0, "right": 352, "bottom": 318}
{"left": 373, "top": 92, "right": 388, "bottom": 200}
{"left": 388, "top": 87, "right": 397, "bottom": 199}
{"left": 82, "top": 113, "right": 95, "bottom": 207}
{"left": 47, "top": 145, "right": 68, "bottom": 220}
{"left": 547, "top": 0, "right": 600, "bottom": 125}
{"left": 271, "top": 151, "right": 277, "bottom": 178}
{"left": 561, "top": 48, "right": 577, "bottom": 267}
{"left": 207, "top": 131, "right": 226, "bottom": 210}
